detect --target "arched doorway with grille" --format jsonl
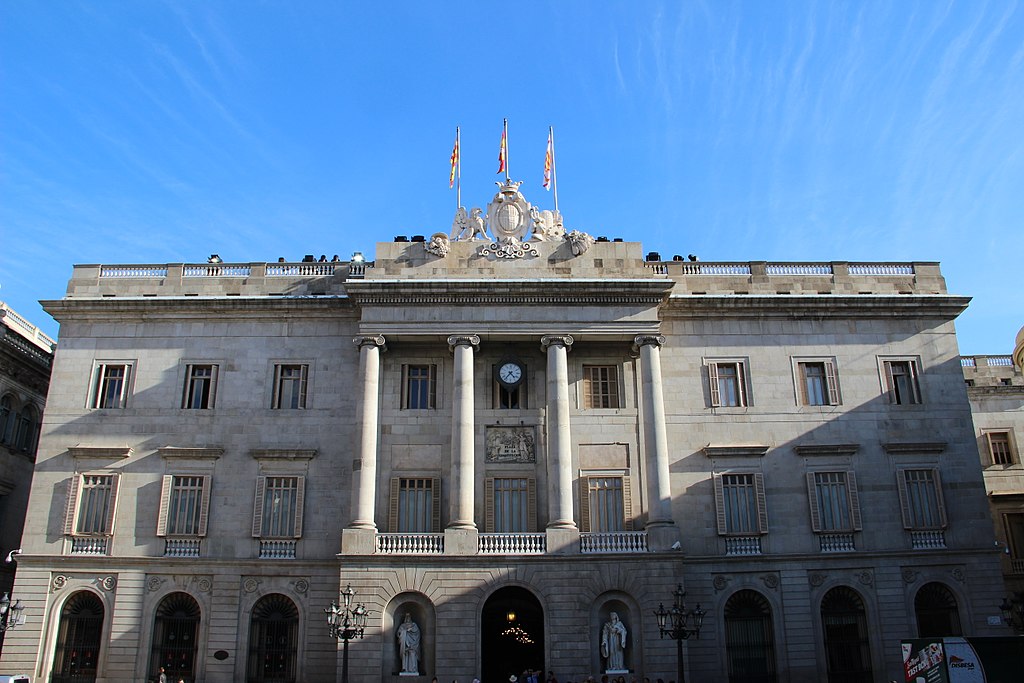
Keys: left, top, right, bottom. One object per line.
{"left": 914, "top": 582, "right": 962, "bottom": 637}
{"left": 724, "top": 589, "right": 777, "bottom": 683}
{"left": 246, "top": 593, "right": 299, "bottom": 683}
{"left": 481, "top": 586, "right": 544, "bottom": 683}
{"left": 149, "top": 592, "right": 201, "bottom": 682}
{"left": 50, "top": 590, "right": 105, "bottom": 683}
{"left": 820, "top": 586, "right": 873, "bottom": 683}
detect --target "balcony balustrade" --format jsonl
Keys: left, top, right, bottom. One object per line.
{"left": 580, "top": 531, "right": 648, "bottom": 554}
{"left": 376, "top": 533, "right": 444, "bottom": 555}
{"left": 725, "top": 536, "right": 762, "bottom": 556}
{"left": 259, "top": 540, "right": 297, "bottom": 559}
{"left": 479, "top": 533, "right": 546, "bottom": 555}
{"left": 164, "top": 538, "right": 202, "bottom": 557}
{"left": 818, "top": 533, "right": 856, "bottom": 553}
{"left": 910, "top": 530, "right": 946, "bottom": 550}
{"left": 70, "top": 537, "right": 108, "bottom": 556}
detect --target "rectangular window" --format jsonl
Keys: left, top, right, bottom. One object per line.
{"left": 91, "top": 362, "right": 133, "bottom": 408}
{"left": 807, "top": 472, "right": 862, "bottom": 533}
{"left": 1005, "top": 513, "right": 1024, "bottom": 563}
{"left": 272, "top": 364, "right": 308, "bottom": 409}
{"left": 388, "top": 477, "right": 440, "bottom": 532}
{"left": 796, "top": 360, "right": 840, "bottom": 406}
{"left": 883, "top": 359, "right": 921, "bottom": 404}
{"left": 63, "top": 474, "right": 120, "bottom": 536}
{"left": 583, "top": 365, "right": 620, "bottom": 409}
{"left": 252, "top": 476, "right": 304, "bottom": 538}
{"left": 485, "top": 477, "right": 537, "bottom": 532}
{"left": 708, "top": 361, "right": 748, "bottom": 407}
{"left": 579, "top": 475, "right": 633, "bottom": 532}
{"left": 402, "top": 365, "right": 437, "bottom": 410}
{"left": 182, "top": 364, "right": 219, "bottom": 409}
{"left": 897, "top": 468, "right": 947, "bottom": 530}
{"left": 157, "top": 475, "right": 211, "bottom": 536}
{"left": 714, "top": 473, "right": 768, "bottom": 535}
{"left": 986, "top": 431, "right": 1015, "bottom": 465}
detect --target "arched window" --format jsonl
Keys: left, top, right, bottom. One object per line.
{"left": 150, "top": 592, "right": 201, "bottom": 682}
{"left": 915, "top": 582, "right": 962, "bottom": 637}
{"left": 51, "top": 591, "right": 104, "bottom": 683}
{"left": 247, "top": 593, "right": 299, "bottom": 683}
{"left": 821, "top": 586, "right": 873, "bottom": 683}
{"left": 14, "top": 404, "right": 37, "bottom": 454}
{"left": 0, "top": 395, "right": 14, "bottom": 444}
{"left": 725, "top": 590, "right": 777, "bottom": 683}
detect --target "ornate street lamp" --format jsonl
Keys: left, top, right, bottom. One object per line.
{"left": 326, "top": 584, "right": 369, "bottom": 683}
{"left": 0, "top": 592, "right": 24, "bottom": 632}
{"left": 999, "top": 592, "right": 1024, "bottom": 632}
{"left": 654, "top": 584, "right": 705, "bottom": 683}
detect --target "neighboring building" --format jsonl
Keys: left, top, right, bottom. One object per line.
{"left": 962, "top": 328, "right": 1024, "bottom": 597}
{"left": 0, "top": 182, "right": 1009, "bottom": 683}
{"left": 0, "top": 301, "right": 55, "bottom": 641}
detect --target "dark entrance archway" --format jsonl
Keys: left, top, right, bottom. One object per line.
{"left": 481, "top": 587, "right": 544, "bottom": 683}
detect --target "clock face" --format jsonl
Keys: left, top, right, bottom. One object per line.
{"left": 498, "top": 362, "right": 524, "bottom": 386}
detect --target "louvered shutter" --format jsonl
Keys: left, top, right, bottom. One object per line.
{"left": 579, "top": 476, "right": 592, "bottom": 533}
{"left": 737, "top": 363, "right": 747, "bottom": 407}
{"left": 527, "top": 477, "right": 537, "bottom": 532}
{"left": 196, "top": 475, "right": 212, "bottom": 536}
{"left": 824, "top": 360, "right": 840, "bottom": 405}
{"left": 484, "top": 478, "right": 495, "bottom": 533}
{"left": 932, "top": 468, "right": 947, "bottom": 528}
{"left": 430, "top": 477, "right": 441, "bottom": 532}
{"left": 713, "top": 474, "right": 727, "bottom": 535}
{"left": 754, "top": 472, "right": 768, "bottom": 533}
{"left": 797, "top": 364, "right": 809, "bottom": 405}
{"left": 847, "top": 471, "right": 862, "bottom": 531}
{"left": 806, "top": 473, "right": 822, "bottom": 533}
{"left": 895, "top": 470, "right": 913, "bottom": 529}
{"left": 622, "top": 476, "right": 634, "bottom": 531}
{"left": 388, "top": 478, "right": 400, "bottom": 531}
{"left": 156, "top": 475, "right": 173, "bottom": 536}
{"left": 708, "top": 364, "right": 721, "bottom": 407}
{"left": 63, "top": 475, "right": 81, "bottom": 535}
{"left": 883, "top": 361, "right": 897, "bottom": 403}
{"left": 293, "top": 476, "right": 306, "bottom": 537}
{"left": 104, "top": 473, "right": 121, "bottom": 534}
{"left": 252, "top": 476, "right": 267, "bottom": 537}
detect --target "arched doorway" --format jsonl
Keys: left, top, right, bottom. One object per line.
{"left": 51, "top": 591, "right": 104, "bottom": 683}
{"left": 149, "top": 592, "right": 201, "bottom": 682}
{"left": 820, "top": 586, "right": 873, "bottom": 683}
{"left": 247, "top": 594, "right": 299, "bottom": 682}
{"left": 481, "top": 587, "right": 544, "bottom": 683}
{"left": 724, "top": 589, "right": 777, "bottom": 683}
{"left": 914, "top": 582, "right": 962, "bottom": 637}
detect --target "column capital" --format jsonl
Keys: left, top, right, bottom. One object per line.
{"left": 447, "top": 334, "right": 480, "bottom": 352}
{"left": 540, "top": 334, "right": 574, "bottom": 351}
{"left": 353, "top": 335, "right": 387, "bottom": 350}
{"left": 633, "top": 334, "right": 666, "bottom": 351}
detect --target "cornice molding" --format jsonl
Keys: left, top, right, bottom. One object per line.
{"left": 663, "top": 294, "right": 971, "bottom": 320}
{"left": 158, "top": 447, "right": 224, "bottom": 459}
{"left": 703, "top": 445, "right": 770, "bottom": 458}
{"left": 794, "top": 444, "right": 860, "bottom": 457}
{"left": 344, "top": 278, "right": 673, "bottom": 307}
{"left": 250, "top": 449, "right": 317, "bottom": 461}
{"left": 68, "top": 446, "right": 133, "bottom": 460}
{"left": 883, "top": 442, "right": 947, "bottom": 454}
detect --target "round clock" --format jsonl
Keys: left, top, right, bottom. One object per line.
{"left": 497, "top": 360, "right": 525, "bottom": 389}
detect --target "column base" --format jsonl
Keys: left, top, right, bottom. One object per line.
{"left": 545, "top": 526, "right": 580, "bottom": 555}
{"left": 645, "top": 522, "right": 682, "bottom": 552}
{"left": 444, "top": 527, "right": 479, "bottom": 555}
{"left": 340, "top": 527, "right": 377, "bottom": 555}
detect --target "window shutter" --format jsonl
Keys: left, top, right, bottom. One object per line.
{"left": 622, "top": 475, "right": 634, "bottom": 531}
{"left": 883, "top": 361, "right": 897, "bottom": 403}
{"left": 526, "top": 477, "right": 538, "bottom": 532}
{"left": 293, "top": 476, "right": 306, "bottom": 538}
{"left": 985, "top": 433, "right": 998, "bottom": 465}
{"left": 579, "top": 476, "right": 592, "bottom": 533}
{"left": 708, "top": 363, "right": 721, "bottom": 407}
{"left": 796, "top": 363, "right": 809, "bottom": 405}
{"left": 713, "top": 474, "right": 727, "bottom": 535}
{"left": 400, "top": 366, "right": 409, "bottom": 409}
{"left": 806, "top": 473, "right": 822, "bottom": 533}
{"left": 754, "top": 472, "right": 769, "bottom": 533}
{"left": 430, "top": 477, "right": 441, "bottom": 532}
{"left": 484, "top": 477, "right": 495, "bottom": 533}
{"left": 272, "top": 365, "right": 283, "bottom": 408}
{"left": 388, "top": 478, "right": 400, "bottom": 532}
{"left": 252, "top": 476, "right": 267, "bottom": 537}
{"left": 847, "top": 471, "right": 862, "bottom": 531}
{"left": 895, "top": 469, "right": 913, "bottom": 529}
{"left": 157, "top": 475, "right": 174, "bottom": 537}
{"left": 909, "top": 361, "right": 921, "bottom": 403}
{"left": 932, "top": 468, "right": 947, "bottom": 528}
{"left": 737, "top": 363, "right": 747, "bottom": 407}
{"left": 299, "top": 365, "right": 308, "bottom": 408}
{"left": 428, "top": 365, "right": 437, "bottom": 408}
{"left": 63, "top": 475, "right": 81, "bottom": 535}
{"left": 104, "top": 473, "right": 121, "bottom": 535}
{"left": 208, "top": 365, "right": 219, "bottom": 409}
{"left": 196, "top": 475, "right": 212, "bottom": 536}
{"left": 824, "top": 360, "right": 840, "bottom": 405}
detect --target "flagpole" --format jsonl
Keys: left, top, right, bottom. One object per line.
{"left": 550, "top": 126, "right": 559, "bottom": 214}
{"left": 504, "top": 118, "right": 510, "bottom": 182}
{"left": 456, "top": 126, "right": 461, "bottom": 209}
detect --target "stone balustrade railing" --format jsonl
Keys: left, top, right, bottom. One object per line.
{"left": 962, "top": 355, "right": 1015, "bottom": 368}
{"left": 0, "top": 301, "right": 56, "bottom": 352}
{"left": 479, "top": 533, "right": 546, "bottom": 555}
{"left": 725, "top": 536, "right": 763, "bottom": 556}
{"left": 1011, "top": 558, "right": 1024, "bottom": 575}
{"left": 258, "top": 540, "right": 297, "bottom": 559}
{"left": 165, "top": 538, "right": 202, "bottom": 557}
{"left": 646, "top": 261, "right": 918, "bottom": 277}
{"left": 818, "top": 533, "right": 856, "bottom": 553}
{"left": 376, "top": 533, "right": 444, "bottom": 555}
{"left": 70, "top": 537, "right": 109, "bottom": 555}
{"left": 910, "top": 530, "right": 946, "bottom": 550}
{"left": 580, "top": 531, "right": 648, "bottom": 554}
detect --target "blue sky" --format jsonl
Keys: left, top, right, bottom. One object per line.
{"left": 2, "top": 1, "right": 1022, "bottom": 353}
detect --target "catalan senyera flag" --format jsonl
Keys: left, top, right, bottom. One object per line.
{"left": 543, "top": 129, "right": 553, "bottom": 190}
{"left": 449, "top": 133, "right": 459, "bottom": 188}
{"left": 497, "top": 128, "right": 507, "bottom": 174}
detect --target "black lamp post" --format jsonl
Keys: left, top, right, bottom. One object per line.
{"left": 999, "top": 592, "right": 1024, "bottom": 632}
{"left": 653, "top": 584, "right": 705, "bottom": 683}
{"left": 326, "top": 584, "right": 369, "bottom": 683}
{"left": 0, "top": 592, "right": 24, "bottom": 632}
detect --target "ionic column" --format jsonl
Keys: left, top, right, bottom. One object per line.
{"left": 448, "top": 334, "right": 480, "bottom": 529}
{"left": 542, "top": 334, "right": 577, "bottom": 529}
{"left": 635, "top": 334, "right": 674, "bottom": 528}
{"left": 350, "top": 335, "right": 386, "bottom": 529}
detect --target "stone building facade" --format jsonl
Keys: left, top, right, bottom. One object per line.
{"left": 0, "top": 184, "right": 1010, "bottom": 682}
{"left": 962, "top": 328, "right": 1024, "bottom": 598}
{"left": 0, "top": 301, "right": 54, "bottom": 647}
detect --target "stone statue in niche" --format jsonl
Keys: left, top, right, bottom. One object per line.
{"left": 485, "top": 426, "right": 536, "bottom": 463}
{"left": 601, "top": 612, "right": 627, "bottom": 672}
{"left": 396, "top": 612, "right": 421, "bottom": 674}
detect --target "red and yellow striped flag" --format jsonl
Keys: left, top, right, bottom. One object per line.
{"left": 449, "top": 132, "right": 459, "bottom": 188}
{"left": 543, "top": 129, "right": 553, "bottom": 190}
{"left": 497, "top": 128, "right": 507, "bottom": 174}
